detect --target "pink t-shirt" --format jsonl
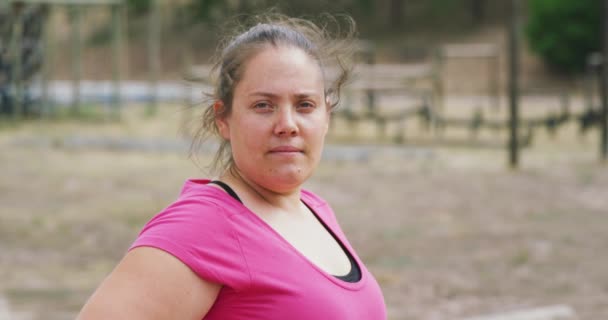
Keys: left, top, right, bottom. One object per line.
{"left": 130, "top": 179, "right": 386, "bottom": 319}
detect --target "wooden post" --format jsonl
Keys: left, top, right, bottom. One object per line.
{"left": 361, "top": 42, "right": 376, "bottom": 114}
{"left": 40, "top": 4, "right": 52, "bottom": 118}
{"left": 180, "top": 49, "right": 193, "bottom": 137}
{"left": 122, "top": 3, "right": 129, "bottom": 86}
{"left": 489, "top": 49, "right": 500, "bottom": 111}
{"left": 355, "top": 40, "right": 376, "bottom": 115}
{"left": 507, "top": 0, "right": 520, "bottom": 168}
{"left": 433, "top": 49, "right": 443, "bottom": 110}
{"left": 585, "top": 54, "right": 600, "bottom": 110}
{"left": 470, "top": 0, "right": 485, "bottom": 25}
{"left": 389, "top": 0, "right": 404, "bottom": 29}
{"left": 601, "top": 0, "right": 608, "bottom": 162}
{"left": 12, "top": 6, "right": 24, "bottom": 120}
{"left": 69, "top": 4, "right": 82, "bottom": 115}
{"left": 147, "top": 0, "right": 160, "bottom": 116}
{"left": 111, "top": 3, "right": 123, "bottom": 119}
{"left": 432, "top": 49, "right": 444, "bottom": 138}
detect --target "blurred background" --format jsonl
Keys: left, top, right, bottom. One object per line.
{"left": 1, "top": 0, "right": 607, "bottom": 319}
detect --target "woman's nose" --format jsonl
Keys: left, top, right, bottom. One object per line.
{"left": 274, "top": 107, "right": 299, "bottom": 137}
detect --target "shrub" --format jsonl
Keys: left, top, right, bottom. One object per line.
{"left": 126, "top": 0, "right": 150, "bottom": 16}
{"left": 525, "top": 0, "right": 601, "bottom": 73}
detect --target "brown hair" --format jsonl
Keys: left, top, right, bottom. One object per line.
{"left": 190, "top": 13, "right": 356, "bottom": 174}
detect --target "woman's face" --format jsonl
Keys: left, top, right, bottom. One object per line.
{"left": 216, "top": 45, "right": 329, "bottom": 193}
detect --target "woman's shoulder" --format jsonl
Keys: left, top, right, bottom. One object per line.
{"left": 174, "top": 178, "right": 242, "bottom": 211}
{"left": 140, "top": 179, "right": 242, "bottom": 232}
{"left": 179, "top": 178, "right": 240, "bottom": 206}
{"left": 131, "top": 179, "right": 250, "bottom": 289}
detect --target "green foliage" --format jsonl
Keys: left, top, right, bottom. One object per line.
{"left": 429, "top": 0, "right": 461, "bottom": 13}
{"left": 189, "top": 0, "right": 223, "bottom": 22}
{"left": 525, "top": 0, "right": 601, "bottom": 73}
{"left": 126, "top": 0, "right": 151, "bottom": 16}
{"left": 354, "top": 0, "right": 374, "bottom": 13}
{"left": 186, "top": 0, "right": 345, "bottom": 24}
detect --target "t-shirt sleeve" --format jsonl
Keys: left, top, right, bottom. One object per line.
{"left": 129, "top": 197, "right": 250, "bottom": 291}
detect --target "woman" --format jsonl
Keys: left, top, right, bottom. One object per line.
{"left": 78, "top": 14, "right": 386, "bottom": 320}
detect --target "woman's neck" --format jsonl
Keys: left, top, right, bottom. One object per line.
{"left": 220, "top": 169, "right": 303, "bottom": 212}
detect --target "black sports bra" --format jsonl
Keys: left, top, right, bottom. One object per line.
{"left": 208, "top": 180, "right": 361, "bottom": 283}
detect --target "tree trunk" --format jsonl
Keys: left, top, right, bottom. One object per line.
{"left": 471, "top": 0, "right": 485, "bottom": 25}
{"left": 389, "top": 0, "right": 405, "bottom": 29}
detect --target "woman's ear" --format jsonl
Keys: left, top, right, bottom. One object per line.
{"left": 214, "top": 101, "right": 230, "bottom": 140}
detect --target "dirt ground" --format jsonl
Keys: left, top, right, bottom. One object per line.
{"left": 1, "top": 104, "right": 607, "bottom": 319}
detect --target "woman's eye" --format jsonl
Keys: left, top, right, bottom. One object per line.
{"left": 253, "top": 102, "right": 272, "bottom": 110}
{"left": 298, "top": 101, "right": 315, "bottom": 110}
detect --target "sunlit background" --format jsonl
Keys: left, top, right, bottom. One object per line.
{"left": 1, "top": 0, "right": 607, "bottom": 319}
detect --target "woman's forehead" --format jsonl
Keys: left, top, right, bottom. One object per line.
{"left": 236, "top": 46, "right": 325, "bottom": 96}
{"left": 244, "top": 46, "right": 321, "bottom": 75}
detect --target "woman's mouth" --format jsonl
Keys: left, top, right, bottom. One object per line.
{"left": 269, "top": 146, "right": 302, "bottom": 153}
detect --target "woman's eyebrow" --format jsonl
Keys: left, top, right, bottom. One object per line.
{"left": 294, "top": 93, "right": 321, "bottom": 99}
{"left": 248, "top": 91, "right": 320, "bottom": 99}
{"left": 248, "top": 91, "right": 279, "bottom": 98}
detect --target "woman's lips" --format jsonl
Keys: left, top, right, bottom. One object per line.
{"left": 269, "top": 146, "right": 302, "bottom": 153}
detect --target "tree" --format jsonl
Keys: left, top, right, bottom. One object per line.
{"left": 126, "top": 0, "right": 150, "bottom": 16}
{"left": 526, "top": 0, "right": 601, "bottom": 73}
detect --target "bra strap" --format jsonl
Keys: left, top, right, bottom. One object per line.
{"left": 209, "top": 180, "right": 243, "bottom": 203}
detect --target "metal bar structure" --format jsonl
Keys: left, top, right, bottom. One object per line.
{"left": 180, "top": 49, "right": 193, "bottom": 137}
{"left": 69, "top": 4, "right": 81, "bottom": 115}
{"left": 111, "top": 3, "right": 123, "bottom": 119}
{"left": 7, "top": 0, "right": 125, "bottom": 118}
{"left": 364, "top": 48, "right": 376, "bottom": 114}
{"left": 489, "top": 50, "right": 500, "bottom": 111}
{"left": 431, "top": 49, "right": 443, "bottom": 137}
{"left": 40, "top": 4, "right": 52, "bottom": 117}
{"left": 147, "top": 0, "right": 160, "bottom": 116}
{"left": 507, "top": 0, "right": 520, "bottom": 169}
{"left": 602, "top": 0, "right": 608, "bottom": 162}
{"left": 11, "top": 5, "right": 24, "bottom": 120}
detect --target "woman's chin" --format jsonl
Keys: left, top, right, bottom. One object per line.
{"left": 263, "top": 169, "right": 311, "bottom": 193}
